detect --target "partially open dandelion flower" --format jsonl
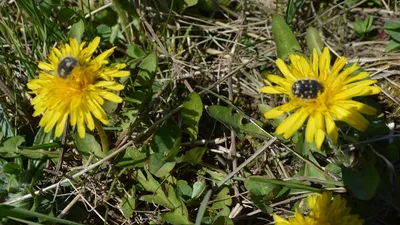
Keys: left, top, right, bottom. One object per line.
{"left": 27, "top": 37, "right": 130, "bottom": 138}
{"left": 261, "top": 47, "right": 380, "bottom": 148}
{"left": 273, "top": 192, "right": 364, "bottom": 225}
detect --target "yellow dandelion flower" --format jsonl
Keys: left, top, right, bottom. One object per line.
{"left": 261, "top": 47, "right": 380, "bottom": 148}
{"left": 273, "top": 192, "right": 364, "bottom": 225}
{"left": 27, "top": 37, "right": 130, "bottom": 138}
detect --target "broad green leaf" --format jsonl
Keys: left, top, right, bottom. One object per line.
{"left": 120, "top": 187, "right": 136, "bottom": 218}
{"left": 137, "top": 52, "right": 158, "bottom": 85}
{"left": 306, "top": 27, "right": 324, "bottom": 54}
{"left": 191, "top": 181, "right": 206, "bottom": 199}
{"left": 183, "top": 147, "right": 207, "bottom": 164}
{"left": 244, "top": 176, "right": 280, "bottom": 213}
{"left": 103, "top": 100, "right": 119, "bottom": 114}
{"left": 285, "top": 0, "right": 296, "bottom": 24}
{"left": 272, "top": 15, "right": 302, "bottom": 60}
{"left": 0, "top": 104, "right": 13, "bottom": 139}
{"left": 57, "top": 8, "right": 76, "bottom": 23}
{"left": 177, "top": 180, "right": 193, "bottom": 200}
{"left": 69, "top": 20, "right": 84, "bottom": 44}
{"left": 149, "top": 153, "right": 176, "bottom": 177}
{"left": 342, "top": 161, "right": 380, "bottom": 200}
{"left": 325, "top": 163, "right": 342, "bottom": 178}
{"left": 150, "top": 124, "right": 181, "bottom": 154}
{"left": 244, "top": 176, "right": 277, "bottom": 196}
{"left": 353, "top": 18, "right": 366, "bottom": 34}
{"left": 136, "top": 169, "right": 164, "bottom": 193}
{"left": 0, "top": 136, "right": 25, "bottom": 158}
{"left": 197, "top": 0, "right": 231, "bottom": 10}
{"left": 182, "top": 92, "right": 203, "bottom": 142}
{"left": 203, "top": 167, "right": 228, "bottom": 184}
{"left": 245, "top": 177, "right": 321, "bottom": 193}
{"left": 365, "top": 16, "right": 373, "bottom": 32}
{"left": 113, "top": 146, "right": 147, "bottom": 168}
{"left": 161, "top": 186, "right": 192, "bottom": 225}
{"left": 384, "top": 22, "right": 400, "bottom": 42}
{"left": 213, "top": 216, "right": 234, "bottom": 225}
{"left": 385, "top": 40, "right": 400, "bottom": 53}
{"left": 17, "top": 149, "right": 59, "bottom": 159}
{"left": 96, "top": 24, "right": 111, "bottom": 41}
{"left": 110, "top": 24, "right": 120, "bottom": 44}
{"left": 296, "top": 132, "right": 326, "bottom": 179}
{"left": 184, "top": 0, "right": 198, "bottom": 7}
{"left": 214, "top": 205, "right": 231, "bottom": 218}
{"left": 384, "top": 21, "right": 400, "bottom": 30}
{"left": 248, "top": 189, "right": 273, "bottom": 213}
{"left": 127, "top": 44, "right": 146, "bottom": 59}
{"left": 137, "top": 170, "right": 191, "bottom": 224}
{"left": 0, "top": 204, "right": 83, "bottom": 225}
{"left": 171, "top": 0, "right": 198, "bottom": 12}
{"left": 2, "top": 162, "right": 22, "bottom": 175}
{"left": 73, "top": 133, "right": 105, "bottom": 159}
{"left": 211, "top": 187, "right": 232, "bottom": 210}
{"left": 34, "top": 127, "right": 55, "bottom": 145}
{"left": 207, "top": 105, "right": 268, "bottom": 139}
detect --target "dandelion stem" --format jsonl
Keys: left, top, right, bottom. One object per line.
{"left": 94, "top": 119, "right": 109, "bottom": 153}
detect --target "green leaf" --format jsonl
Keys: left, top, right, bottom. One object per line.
{"left": 34, "top": 127, "right": 55, "bottom": 145}
{"left": 244, "top": 176, "right": 284, "bottom": 213}
{"left": 113, "top": 146, "right": 147, "bottom": 168}
{"left": 213, "top": 216, "right": 234, "bottom": 225}
{"left": 272, "top": 15, "right": 302, "bottom": 60}
{"left": 342, "top": 160, "right": 380, "bottom": 200}
{"left": 176, "top": 180, "right": 193, "bottom": 200}
{"left": 110, "top": 24, "right": 120, "bottom": 44}
{"left": 244, "top": 176, "right": 277, "bottom": 196}
{"left": 244, "top": 177, "right": 322, "bottom": 193}
{"left": 127, "top": 44, "right": 147, "bottom": 59}
{"left": 136, "top": 169, "right": 162, "bottom": 193}
{"left": 2, "top": 162, "right": 22, "bottom": 175}
{"left": 0, "top": 136, "right": 25, "bottom": 158}
{"left": 137, "top": 170, "right": 192, "bottom": 224}
{"left": 384, "top": 21, "right": 400, "bottom": 30}
{"left": 184, "top": 0, "right": 198, "bottom": 7}
{"left": 149, "top": 153, "right": 176, "bottom": 178}
{"left": 0, "top": 104, "right": 13, "bottom": 139}
{"left": 211, "top": 187, "right": 232, "bottom": 210}
{"left": 353, "top": 18, "right": 366, "bottom": 35}
{"left": 191, "top": 181, "right": 206, "bottom": 199}
{"left": 384, "top": 21, "right": 400, "bottom": 42}
{"left": 137, "top": 52, "right": 158, "bottom": 85}
{"left": 151, "top": 124, "right": 181, "bottom": 154}
{"left": 73, "top": 133, "right": 105, "bottom": 159}
{"left": 183, "top": 147, "right": 207, "bottom": 164}
{"left": 68, "top": 20, "right": 85, "bottom": 44}
{"left": 306, "top": 27, "right": 324, "bottom": 54}
{"left": 365, "top": 16, "right": 373, "bottom": 32}
{"left": 182, "top": 92, "right": 203, "bottom": 142}
{"left": 120, "top": 187, "right": 136, "bottom": 218}
{"left": 385, "top": 40, "right": 400, "bottom": 53}
{"left": 325, "top": 163, "right": 342, "bottom": 178}
{"left": 207, "top": 105, "right": 268, "bottom": 139}
{"left": 160, "top": 186, "right": 192, "bottom": 225}
{"left": 96, "top": 24, "right": 111, "bottom": 41}
{"left": 0, "top": 204, "right": 83, "bottom": 225}
{"left": 17, "top": 149, "right": 59, "bottom": 159}
{"left": 296, "top": 134, "right": 326, "bottom": 179}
